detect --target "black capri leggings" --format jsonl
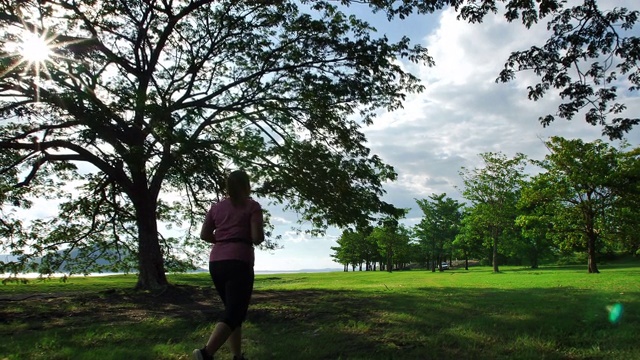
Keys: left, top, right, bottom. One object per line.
{"left": 209, "top": 260, "right": 255, "bottom": 331}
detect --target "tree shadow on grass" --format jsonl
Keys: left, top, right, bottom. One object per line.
{"left": 500, "top": 262, "right": 640, "bottom": 273}
{"left": 245, "top": 286, "right": 639, "bottom": 360}
{"left": 1, "top": 284, "right": 638, "bottom": 360}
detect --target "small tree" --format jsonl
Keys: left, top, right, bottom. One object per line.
{"left": 414, "top": 193, "right": 462, "bottom": 271}
{"left": 453, "top": 209, "right": 486, "bottom": 270}
{"left": 516, "top": 177, "right": 560, "bottom": 268}
{"left": 369, "top": 213, "right": 409, "bottom": 272}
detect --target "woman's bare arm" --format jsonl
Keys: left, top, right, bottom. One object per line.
{"left": 251, "top": 208, "right": 265, "bottom": 246}
{"left": 200, "top": 212, "right": 216, "bottom": 243}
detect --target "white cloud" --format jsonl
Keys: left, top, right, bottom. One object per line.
{"left": 281, "top": 230, "right": 310, "bottom": 244}
{"left": 363, "top": 4, "right": 640, "bottom": 217}
{"left": 255, "top": 233, "right": 340, "bottom": 270}
{"left": 269, "top": 216, "right": 292, "bottom": 225}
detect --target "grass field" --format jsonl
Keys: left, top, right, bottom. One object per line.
{"left": 1, "top": 263, "right": 639, "bottom": 359}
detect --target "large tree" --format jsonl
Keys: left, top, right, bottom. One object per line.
{"left": 526, "top": 137, "right": 640, "bottom": 273}
{"left": 459, "top": 152, "right": 527, "bottom": 273}
{"left": 0, "top": 1, "right": 427, "bottom": 289}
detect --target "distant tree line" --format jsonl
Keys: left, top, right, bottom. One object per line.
{"left": 331, "top": 137, "right": 640, "bottom": 273}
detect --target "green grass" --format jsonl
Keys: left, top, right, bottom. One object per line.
{"left": 0, "top": 273, "right": 139, "bottom": 294}
{"left": 1, "top": 263, "right": 639, "bottom": 359}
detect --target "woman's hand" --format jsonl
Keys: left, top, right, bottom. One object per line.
{"left": 203, "top": 234, "right": 216, "bottom": 244}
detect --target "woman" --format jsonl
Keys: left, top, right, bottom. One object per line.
{"left": 193, "top": 170, "right": 264, "bottom": 360}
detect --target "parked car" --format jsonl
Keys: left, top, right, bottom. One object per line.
{"left": 441, "top": 262, "right": 449, "bottom": 270}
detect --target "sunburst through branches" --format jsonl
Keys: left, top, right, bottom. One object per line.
{"left": 1, "top": 26, "right": 61, "bottom": 101}
{"left": 18, "top": 31, "right": 52, "bottom": 63}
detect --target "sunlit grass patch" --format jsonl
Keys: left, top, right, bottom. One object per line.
{"left": 1, "top": 262, "right": 639, "bottom": 359}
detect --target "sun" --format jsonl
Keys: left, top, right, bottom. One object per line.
{"left": 0, "top": 28, "right": 59, "bottom": 101}
{"left": 18, "top": 31, "right": 52, "bottom": 64}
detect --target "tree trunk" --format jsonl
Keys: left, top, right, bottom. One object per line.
{"left": 530, "top": 249, "right": 539, "bottom": 269}
{"left": 464, "top": 254, "right": 469, "bottom": 271}
{"left": 492, "top": 228, "right": 499, "bottom": 273}
{"left": 587, "top": 232, "right": 600, "bottom": 273}
{"left": 134, "top": 195, "right": 168, "bottom": 290}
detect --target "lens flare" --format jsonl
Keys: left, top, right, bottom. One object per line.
{"left": 607, "top": 303, "right": 623, "bottom": 324}
{"left": 19, "top": 32, "right": 52, "bottom": 63}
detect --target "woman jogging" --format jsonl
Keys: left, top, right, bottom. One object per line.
{"left": 193, "top": 170, "right": 264, "bottom": 360}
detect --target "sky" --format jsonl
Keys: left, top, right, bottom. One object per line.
{"left": 252, "top": 1, "right": 640, "bottom": 271}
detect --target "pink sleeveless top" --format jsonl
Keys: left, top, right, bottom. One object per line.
{"left": 206, "top": 198, "right": 263, "bottom": 265}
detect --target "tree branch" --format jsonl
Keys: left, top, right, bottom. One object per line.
{"left": 0, "top": 140, "right": 133, "bottom": 194}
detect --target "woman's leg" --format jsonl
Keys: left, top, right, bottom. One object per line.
{"left": 199, "top": 261, "right": 234, "bottom": 358}
{"left": 228, "top": 326, "right": 242, "bottom": 357}
{"left": 221, "top": 261, "right": 254, "bottom": 357}
{"left": 204, "top": 322, "right": 232, "bottom": 355}
{"left": 202, "top": 261, "right": 254, "bottom": 357}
